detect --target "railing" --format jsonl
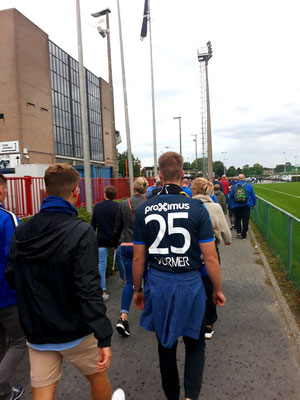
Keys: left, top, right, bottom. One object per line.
{"left": 5, "top": 176, "right": 155, "bottom": 218}
{"left": 251, "top": 195, "right": 300, "bottom": 290}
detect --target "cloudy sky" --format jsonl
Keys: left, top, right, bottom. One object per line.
{"left": 1, "top": 0, "right": 300, "bottom": 169}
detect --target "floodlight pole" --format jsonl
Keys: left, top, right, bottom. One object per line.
{"left": 192, "top": 134, "right": 198, "bottom": 169}
{"left": 205, "top": 60, "right": 213, "bottom": 179}
{"left": 148, "top": 0, "right": 158, "bottom": 176}
{"left": 173, "top": 116, "right": 182, "bottom": 155}
{"left": 76, "top": 0, "right": 92, "bottom": 213}
{"left": 116, "top": 0, "right": 134, "bottom": 195}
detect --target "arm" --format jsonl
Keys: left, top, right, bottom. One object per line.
{"left": 132, "top": 244, "right": 147, "bottom": 310}
{"left": 112, "top": 205, "right": 124, "bottom": 249}
{"left": 90, "top": 206, "right": 97, "bottom": 231}
{"left": 72, "top": 226, "right": 113, "bottom": 350}
{"left": 199, "top": 241, "right": 226, "bottom": 306}
{"left": 217, "top": 207, "right": 232, "bottom": 245}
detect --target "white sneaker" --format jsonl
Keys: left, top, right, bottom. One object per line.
{"left": 111, "top": 388, "right": 125, "bottom": 400}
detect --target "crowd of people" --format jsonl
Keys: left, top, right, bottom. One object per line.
{"left": 0, "top": 156, "right": 257, "bottom": 400}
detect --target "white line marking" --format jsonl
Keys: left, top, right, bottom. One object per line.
{"left": 255, "top": 186, "right": 300, "bottom": 199}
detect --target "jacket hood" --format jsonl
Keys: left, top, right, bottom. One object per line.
{"left": 14, "top": 218, "right": 82, "bottom": 261}
{"left": 193, "top": 194, "right": 214, "bottom": 203}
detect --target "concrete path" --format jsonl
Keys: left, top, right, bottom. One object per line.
{"left": 12, "top": 233, "right": 300, "bottom": 399}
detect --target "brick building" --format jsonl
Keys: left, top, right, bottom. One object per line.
{"left": 0, "top": 8, "right": 118, "bottom": 177}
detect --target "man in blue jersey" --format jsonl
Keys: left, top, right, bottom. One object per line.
{"left": 132, "top": 152, "right": 226, "bottom": 400}
{"left": 0, "top": 174, "right": 26, "bottom": 400}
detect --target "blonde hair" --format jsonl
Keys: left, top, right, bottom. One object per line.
{"left": 191, "top": 178, "right": 214, "bottom": 196}
{"left": 133, "top": 177, "right": 149, "bottom": 194}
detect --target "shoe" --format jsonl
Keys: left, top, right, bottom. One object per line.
{"left": 102, "top": 292, "right": 109, "bottom": 301}
{"left": 237, "top": 233, "right": 241, "bottom": 238}
{"left": 10, "top": 386, "right": 24, "bottom": 400}
{"left": 116, "top": 318, "right": 130, "bottom": 336}
{"left": 242, "top": 237, "right": 247, "bottom": 240}
{"left": 205, "top": 326, "right": 214, "bottom": 340}
{"left": 111, "top": 388, "right": 125, "bottom": 400}
{"left": 230, "top": 224, "right": 235, "bottom": 230}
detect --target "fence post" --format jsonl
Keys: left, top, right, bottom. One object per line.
{"left": 255, "top": 198, "right": 258, "bottom": 223}
{"left": 266, "top": 203, "right": 270, "bottom": 240}
{"left": 24, "top": 176, "right": 33, "bottom": 216}
{"left": 287, "top": 216, "right": 292, "bottom": 273}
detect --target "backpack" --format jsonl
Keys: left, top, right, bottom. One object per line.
{"left": 233, "top": 182, "right": 248, "bottom": 204}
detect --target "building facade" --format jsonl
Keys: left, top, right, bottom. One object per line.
{"left": 0, "top": 8, "right": 117, "bottom": 177}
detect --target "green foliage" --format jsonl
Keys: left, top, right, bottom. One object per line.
{"left": 292, "top": 176, "right": 300, "bottom": 182}
{"left": 118, "top": 151, "right": 141, "bottom": 178}
{"left": 227, "top": 165, "right": 237, "bottom": 177}
{"left": 274, "top": 164, "right": 284, "bottom": 173}
{"left": 213, "top": 160, "right": 225, "bottom": 177}
{"left": 190, "top": 158, "right": 204, "bottom": 170}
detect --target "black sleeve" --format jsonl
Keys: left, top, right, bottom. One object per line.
{"left": 112, "top": 204, "right": 124, "bottom": 248}
{"left": 90, "top": 205, "right": 97, "bottom": 231}
{"left": 72, "top": 226, "right": 113, "bottom": 347}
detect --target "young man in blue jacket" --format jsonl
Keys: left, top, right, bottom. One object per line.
{"left": 229, "top": 174, "right": 256, "bottom": 239}
{"left": 0, "top": 173, "right": 26, "bottom": 400}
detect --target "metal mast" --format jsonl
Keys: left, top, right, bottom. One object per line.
{"left": 197, "top": 41, "right": 213, "bottom": 179}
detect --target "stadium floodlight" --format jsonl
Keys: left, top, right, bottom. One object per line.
{"left": 91, "top": 8, "right": 111, "bottom": 18}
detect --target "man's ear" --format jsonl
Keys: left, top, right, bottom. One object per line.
{"left": 158, "top": 171, "right": 163, "bottom": 180}
{"left": 181, "top": 171, "right": 185, "bottom": 179}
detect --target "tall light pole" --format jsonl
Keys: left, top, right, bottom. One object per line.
{"left": 198, "top": 41, "right": 213, "bottom": 179}
{"left": 173, "top": 116, "right": 182, "bottom": 155}
{"left": 91, "top": 8, "right": 118, "bottom": 179}
{"left": 76, "top": 0, "right": 92, "bottom": 213}
{"left": 221, "top": 151, "right": 227, "bottom": 175}
{"left": 192, "top": 134, "right": 198, "bottom": 170}
{"left": 283, "top": 152, "right": 286, "bottom": 173}
{"left": 116, "top": 0, "right": 134, "bottom": 195}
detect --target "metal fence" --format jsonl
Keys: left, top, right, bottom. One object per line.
{"left": 5, "top": 176, "right": 155, "bottom": 218}
{"left": 251, "top": 195, "right": 300, "bottom": 290}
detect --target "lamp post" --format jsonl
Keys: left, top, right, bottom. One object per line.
{"left": 191, "top": 134, "right": 198, "bottom": 170}
{"left": 283, "top": 152, "right": 286, "bottom": 173}
{"left": 91, "top": 8, "right": 118, "bottom": 179}
{"left": 221, "top": 151, "right": 227, "bottom": 175}
{"left": 76, "top": 0, "right": 92, "bottom": 213}
{"left": 173, "top": 116, "right": 182, "bottom": 155}
{"left": 115, "top": 0, "right": 134, "bottom": 195}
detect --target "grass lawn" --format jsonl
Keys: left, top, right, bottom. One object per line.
{"left": 253, "top": 182, "right": 300, "bottom": 219}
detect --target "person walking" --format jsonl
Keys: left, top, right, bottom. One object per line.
{"left": 132, "top": 152, "right": 226, "bottom": 400}
{"left": 214, "top": 183, "right": 227, "bottom": 215}
{"left": 91, "top": 186, "right": 120, "bottom": 301}
{"left": 112, "top": 177, "right": 148, "bottom": 337}
{"left": 229, "top": 174, "right": 256, "bottom": 239}
{"left": 220, "top": 175, "right": 230, "bottom": 195}
{"left": 0, "top": 173, "right": 26, "bottom": 400}
{"left": 191, "top": 177, "right": 231, "bottom": 340}
{"left": 5, "top": 164, "right": 118, "bottom": 400}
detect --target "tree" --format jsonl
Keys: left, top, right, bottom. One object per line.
{"left": 252, "top": 163, "right": 264, "bottom": 176}
{"left": 236, "top": 167, "right": 241, "bottom": 175}
{"left": 183, "top": 162, "right": 191, "bottom": 169}
{"left": 274, "top": 164, "right": 284, "bottom": 173}
{"left": 190, "top": 158, "right": 204, "bottom": 171}
{"left": 241, "top": 164, "right": 250, "bottom": 176}
{"left": 118, "top": 151, "right": 141, "bottom": 178}
{"left": 227, "top": 165, "right": 237, "bottom": 177}
{"left": 213, "top": 161, "right": 225, "bottom": 177}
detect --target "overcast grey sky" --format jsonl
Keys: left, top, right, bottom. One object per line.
{"left": 2, "top": 0, "right": 300, "bottom": 169}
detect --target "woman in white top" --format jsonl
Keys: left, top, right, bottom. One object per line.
{"left": 191, "top": 178, "right": 231, "bottom": 339}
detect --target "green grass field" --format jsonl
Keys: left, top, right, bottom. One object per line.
{"left": 253, "top": 182, "right": 300, "bottom": 219}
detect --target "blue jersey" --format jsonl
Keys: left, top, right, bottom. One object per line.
{"left": 133, "top": 193, "right": 214, "bottom": 273}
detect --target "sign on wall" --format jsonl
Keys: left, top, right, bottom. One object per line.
{"left": 0, "top": 141, "right": 20, "bottom": 154}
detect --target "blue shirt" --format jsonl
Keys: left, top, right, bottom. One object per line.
{"left": 181, "top": 186, "right": 192, "bottom": 197}
{"left": 0, "top": 204, "right": 20, "bottom": 308}
{"left": 29, "top": 337, "right": 85, "bottom": 351}
{"left": 133, "top": 194, "right": 214, "bottom": 273}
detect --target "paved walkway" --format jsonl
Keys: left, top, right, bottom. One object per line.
{"left": 12, "top": 232, "right": 300, "bottom": 399}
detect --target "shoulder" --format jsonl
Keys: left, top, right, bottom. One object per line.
{"left": 0, "top": 207, "right": 19, "bottom": 229}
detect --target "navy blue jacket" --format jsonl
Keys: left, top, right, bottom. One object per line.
{"left": 0, "top": 204, "right": 19, "bottom": 308}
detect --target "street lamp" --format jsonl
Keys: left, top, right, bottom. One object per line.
{"left": 221, "top": 151, "right": 227, "bottom": 175}
{"left": 173, "top": 116, "right": 182, "bottom": 155}
{"left": 91, "top": 8, "right": 119, "bottom": 179}
{"left": 283, "top": 152, "right": 286, "bottom": 173}
{"left": 191, "top": 134, "right": 198, "bottom": 170}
